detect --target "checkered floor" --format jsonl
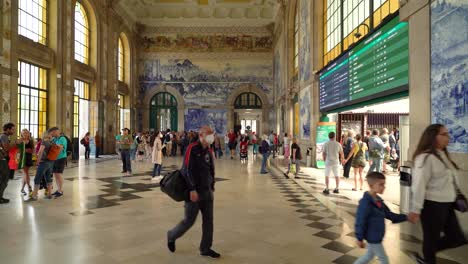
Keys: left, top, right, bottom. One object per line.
{"left": 269, "top": 166, "right": 462, "bottom": 264}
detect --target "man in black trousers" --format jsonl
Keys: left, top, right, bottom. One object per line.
{"left": 167, "top": 126, "right": 220, "bottom": 259}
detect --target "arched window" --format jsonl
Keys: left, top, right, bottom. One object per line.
{"left": 234, "top": 93, "right": 262, "bottom": 109}
{"left": 74, "top": 1, "right": 90, "bottom": 64}
{"left": 323, "top": 0, "right": 399, "bottom": 65}
{"left": 293, "top": 3, "right": 299, "bottom": 74}
{"left": 150, "top": 92, "right": 178, "bottom": 132}
{"left": 118, "top": 37, "right": 124, "bottom": 82}
{"left": 18, "top": 0, "right": 47, "bottom": 45}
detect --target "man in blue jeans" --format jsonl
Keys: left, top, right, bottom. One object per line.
{"left": 368, "top": 129, "right": 388, "bottom": 173}
{"left": 260, "top": 135, "right": 270, "bottom": 174}
{"left": 119, "top": 128, "right": 133, "bottom": 176}
{"left": 29, "top": 127, "right": 63, "bottom": 201}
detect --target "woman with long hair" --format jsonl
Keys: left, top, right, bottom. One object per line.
{"left": 343, "top": 134, "right": 366, "bottom": 191}
{"left": 409, "top": 124, "right": 467, "bottom": 263}
{"left": 20, "top": 129, "right": 34, "bottom": 195}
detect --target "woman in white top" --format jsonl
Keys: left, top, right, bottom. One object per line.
{"left": 409, "top": 124, "right": 466, "bottom": 264}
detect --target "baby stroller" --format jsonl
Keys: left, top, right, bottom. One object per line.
{"left": 239, "top": 141, "right": 248, "bottom": 164}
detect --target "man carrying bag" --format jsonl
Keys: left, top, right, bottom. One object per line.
{"left": 167, "top": 126, "right": 221, "bottom": 259}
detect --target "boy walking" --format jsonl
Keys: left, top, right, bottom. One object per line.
{"left": 354, "top": 172, "right": 409, "bottom": 264}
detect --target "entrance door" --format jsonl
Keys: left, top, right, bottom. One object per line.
{"left": 73, "top": 79, "right": 90, "bottom": 158}
{"left": 234, "top": 92, "right": 263, "bottom": 134}
{"left": 150, "top": 92, "right": 178, "bottom": 132}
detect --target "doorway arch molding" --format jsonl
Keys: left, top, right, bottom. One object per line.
{"left": 226, "top": 84, "right": 271, "bottom": 134}
{"left": 142, "top": 84, "right": 185, "bottom": 131}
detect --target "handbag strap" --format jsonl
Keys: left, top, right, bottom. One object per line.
{"left": 448, "top": 168, "right": 462, "bottom": 194}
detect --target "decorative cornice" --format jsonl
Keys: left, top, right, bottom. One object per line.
{"left": 138, "top": 52, "right": 273, "bottom": 60}
{"left": 143, "top": 26, "right": 272, "bottom": 35}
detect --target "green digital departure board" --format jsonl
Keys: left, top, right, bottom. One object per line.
{"left": 319, "top": 16, "right": 409, "bottom": 111}
{"left": 349, "top": 17, "right": 409, "bottom": 100}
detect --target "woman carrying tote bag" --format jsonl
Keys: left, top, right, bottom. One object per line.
{"left": 409, "top": 124, "right": 467, "bottom": 264}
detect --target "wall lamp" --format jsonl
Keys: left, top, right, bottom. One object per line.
{"left": 354, "top": 23, "right": 370, "bottom": 38}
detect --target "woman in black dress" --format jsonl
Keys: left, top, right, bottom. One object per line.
{"left": 21, "top": 129, "right": 34, "bottom": 195}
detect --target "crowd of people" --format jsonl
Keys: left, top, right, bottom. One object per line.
{"left": 321, "top": 127, "right": 400, "bottom": 194}
{"left": 0, "top": 122, "right": 70, "bottom": 203}
{"left": 1, "top": 122, "right": 466, "bottom": 263}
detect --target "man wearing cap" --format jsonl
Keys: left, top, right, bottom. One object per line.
{"left": 167, "top": 126, "right": 220, "bottom": 259}
{"left": 119, "top": 128, "right": 133, "bottom": 176}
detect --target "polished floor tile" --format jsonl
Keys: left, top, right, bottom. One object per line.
{"left": 0, "top": 155, "right": 466, "bottom": 263}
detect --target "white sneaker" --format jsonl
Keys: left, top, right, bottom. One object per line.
{"left": 152, "top": 176, "right": 162, "bottom": 181}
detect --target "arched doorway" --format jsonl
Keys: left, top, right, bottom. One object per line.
{"left": 150, "top": 92, "right": 178, "bottom": 132}
{"left": 234, "top": 92, "right": 262, "bottom": 134}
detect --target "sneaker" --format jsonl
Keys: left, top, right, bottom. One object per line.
{"left": 53, "top": 191, "right": 63, "bottom": 198}
{"left": 333, "top": 189, "right": 339, "bottom": 194}
{"left": 0, "top": 198, "right": 10, "bottom": 204}
{"left": 201, "top": 249, "right": 221, "bottom": 258}
{"left": 152, "top": 176, "right": 162, "bottom": 181}
{"left": 323, "top": 189, "right": 330, "bottom": 195}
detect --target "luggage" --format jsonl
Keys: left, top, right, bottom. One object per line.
{"left": 160, "top": 170, "right": 188, "bottom": 202}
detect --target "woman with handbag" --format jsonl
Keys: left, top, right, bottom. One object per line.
{"left": 409, "top": 124, "right": 467, "bottom": 264}
{"left": 343, "top": 134, "right": 367, "bottom": 191}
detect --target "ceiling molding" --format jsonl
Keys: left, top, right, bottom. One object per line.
{"left": 137, "top": 52, "right": 273, "bottom": 60}
{"left": 142, "top": 26, "right": 272, "bottom": 35}
{"left": 115, "top": 0, "right": 278, "bottom": 28}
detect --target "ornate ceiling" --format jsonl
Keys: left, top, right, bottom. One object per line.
{"left": 113, "top": 0, "right": 278, "bottom": 28}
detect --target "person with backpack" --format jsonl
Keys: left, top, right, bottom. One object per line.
{"left": 50, "top": 127, "right": 67, "bottom": 198}
{"left": 80, "top": 132, "right": 90, "bottom": 160}
{"left": 0, "top": 122, "right": 20, "bottom": 204}
{"left": 167, "top": 126, "right": 221, "bottom": 259}
{"left": 29, "top": 128, "right": 63, "bottom": 201}
{"left": 343, "top": 134, "right": 367, "bottom": 191}
{"left": 260, "top": 134, "right": 270, "bottom": 174}
{"left": 368, "top": 129, "right": 388, "bottom": 173}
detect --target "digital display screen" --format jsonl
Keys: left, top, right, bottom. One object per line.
{"left": 319, "top": 16, "right": 409, "bottom": 111}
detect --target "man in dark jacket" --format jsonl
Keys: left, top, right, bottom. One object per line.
{"left": 260, "top": 134, "right": 270, "bottom": 174}
{"left": 167, "top": 126, "right": 221, "bottom": 259}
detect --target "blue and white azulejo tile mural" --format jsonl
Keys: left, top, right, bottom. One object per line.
{"left": 300, "top": 87, "right": 311, "bottom": 139}
{"left": 184, "top": 109, "right": 227, "bottom": 135}
{"left": 431, "top": 0, "right": 468, "bottom": 153}
{"left": 299, "top": 0, "right": 311, "bottom": 83}
{"left": 139, "top": 58, "right": 273, "bottom": 107}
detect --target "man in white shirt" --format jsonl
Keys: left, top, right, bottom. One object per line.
{"left": 322, "top": 132, "right": 344, "bottom": 195}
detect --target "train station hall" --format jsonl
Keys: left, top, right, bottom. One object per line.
{"left": 0, "top": 0, "right": 467, "bottom": 263}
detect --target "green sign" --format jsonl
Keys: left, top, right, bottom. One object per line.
{"left": 349, "top": 17, "right": 409, "bottom": 101}
{"left": 316, "top": 122, "right": 336, "bottom": 169}
{"left": 319, "top": 16, "right": 409, "bottom": 111}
